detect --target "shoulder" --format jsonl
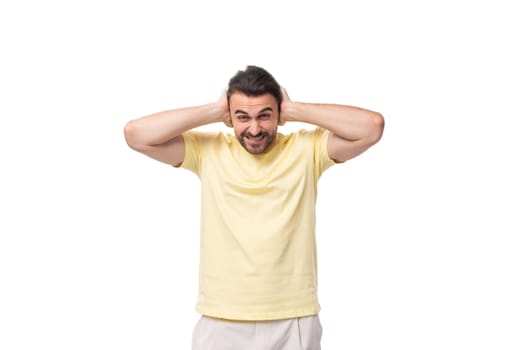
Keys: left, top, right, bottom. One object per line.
{"left": 183, "top": 130, "right": 229, "bottom": 145}
{"left": 282, "top": 127, "right": 329, "bottom": 143}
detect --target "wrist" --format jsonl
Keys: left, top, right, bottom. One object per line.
{"left": 281, "top": 101, "right": 302, "bottom": 122}
{"left": 206, "top": 102, "right": 229, "bottom": 123}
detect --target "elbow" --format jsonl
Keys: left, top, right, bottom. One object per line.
{"left": 369, "top": 112, "right": 385, "bottom": 144}
{"left": 123, "top": 120, "right": 145, "bottom": 151}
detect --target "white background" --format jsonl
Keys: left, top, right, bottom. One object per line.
{"left": 1, "top": 0, "right": 524, "bottom": 349}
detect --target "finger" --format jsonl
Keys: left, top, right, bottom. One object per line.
{"left": 280, "top": 86, "right": 289, "bottom": 100}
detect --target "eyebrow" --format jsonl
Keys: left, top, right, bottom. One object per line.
{"left": 234, "top": 107, "right": 273, "bottom": 115}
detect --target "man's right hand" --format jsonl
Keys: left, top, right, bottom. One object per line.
{"left": 124, "top": 91, "right": 233, "bottom": 166}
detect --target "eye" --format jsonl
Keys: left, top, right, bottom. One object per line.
{"left": 237, "top": 115, "right": 249, "bottom": 121}
{"left": 259, "top": 114, "right": 271, "bottom": 120}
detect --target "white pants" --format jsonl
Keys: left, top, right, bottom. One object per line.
{"left": 192, "top": 314, "right": 323, "bottom": 350}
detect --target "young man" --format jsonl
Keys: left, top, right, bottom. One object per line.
{"left": 124, "top": 66, "right": 384, "bottom": 349}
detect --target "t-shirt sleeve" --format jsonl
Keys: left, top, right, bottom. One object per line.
{"left": 313, "top": 127, "right": 336, "bottom": 178}
{"left": 178, "top": 131, "right": 202, "bottom": 175}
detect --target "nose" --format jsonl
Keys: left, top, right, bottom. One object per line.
{"left": 248, "top": 120, "right": 261, "bottom": 135}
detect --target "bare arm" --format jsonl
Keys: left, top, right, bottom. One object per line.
{"left": 280, "top": 88, "right": 384, "bottom": 162}
{"left": 124, "top": 92, "right": 230, "bottom": 166}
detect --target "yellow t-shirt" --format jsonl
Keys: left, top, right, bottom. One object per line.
{"left": 180, "top": 127, "right": 335, "bottom": 320}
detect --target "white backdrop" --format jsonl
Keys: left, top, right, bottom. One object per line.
{"left": 1, "top": 1, "right": 524, "bottom": 349}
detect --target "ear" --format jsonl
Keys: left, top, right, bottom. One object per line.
{"left": 225, "top": 118, "right": 233, "bottom": 128}
{"left": 278, "top": 113, "right": 286, "bottom": 126}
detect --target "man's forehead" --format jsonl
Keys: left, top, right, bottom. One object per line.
{"left": 230, "top": 93, "right": 277, "bottom": 111}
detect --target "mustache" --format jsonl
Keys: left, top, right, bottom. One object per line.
{"left": 242, "top": 132, "right": 269, "bottom": 138}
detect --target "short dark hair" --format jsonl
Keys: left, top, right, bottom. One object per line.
{"left": 227, "top": 66, "right": 282, "bottom": 111}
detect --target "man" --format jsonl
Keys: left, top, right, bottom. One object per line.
{"left": 124, "top": 66, "right": 384, "bottom": 349}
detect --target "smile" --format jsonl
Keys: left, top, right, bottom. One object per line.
{"left": 245, "top": 134, "right": 266, "bottom": 141}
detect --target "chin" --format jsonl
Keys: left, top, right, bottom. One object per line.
{"left": 241, "top": 143, "right": 267, "bottom": 155}
{"left": 248, "top": 148, "right": 265, "bottom": 155}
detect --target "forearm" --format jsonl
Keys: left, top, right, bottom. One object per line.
{"left": 283, "top": 101, "right": 383, "bottom": 142}
{"left": 124, "top": 103, "right": 223, "bottom": 147}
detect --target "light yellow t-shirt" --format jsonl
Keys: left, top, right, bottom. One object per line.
{"left": 180, "top": 127, "right": 335, "bottom": 320}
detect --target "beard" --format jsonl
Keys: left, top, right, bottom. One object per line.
{"left": 237, "top": 130, "right": 277, "bottom": 154}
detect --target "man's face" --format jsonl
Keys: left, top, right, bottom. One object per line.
{"left": 229, "top": 92, "right": 279, "bottom": 155}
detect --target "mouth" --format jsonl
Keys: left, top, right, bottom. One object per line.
{"left": 239, "top": 132, "right": 273, "bottom": 154}
{"left": 244, "top": 133, "right": 266, "bottom": 142}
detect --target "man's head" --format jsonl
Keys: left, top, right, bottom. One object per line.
{"left": 227, "top": 66, "right": 282, "bottom": 155}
